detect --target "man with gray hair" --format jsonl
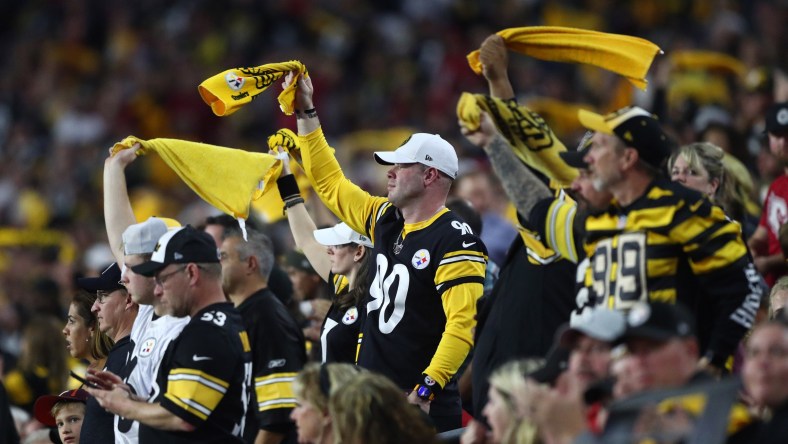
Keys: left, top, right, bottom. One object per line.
{"left": 220, "top": 228, "right": 306, "bottom": 444}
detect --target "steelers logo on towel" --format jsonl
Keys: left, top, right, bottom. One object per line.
{"left": 225, "top": 72, "right": 245, "bottom": 91}
{"left": 342, "top": 307, "right": 358, "bottom": 325}
{"left": 412, "top": 249, "right": 430, "bottom": 269}
{"left": 139, "top": 337, "right": 157, "bottom": 357}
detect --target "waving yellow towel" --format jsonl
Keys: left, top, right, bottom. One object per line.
{"left": 467, "top": 26, "right": 662, "bottom": 90}
{"left": 669, "top": 50, "right": 746, "bottom": 78}
{"left": 198, "top": 61, "right": 307, "bottom": 116}
{"left": 111, "top": 137, "right": 279, "bottom": 227}
{"left": 457, "top": 93, "right": 577, "bottom": 188}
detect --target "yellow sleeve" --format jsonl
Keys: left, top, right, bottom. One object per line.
{"left": 4, "top": 370, "right": 32, "bottom": 407}
{"left": 544, "top": 194, "right": 580, "bottom": 263}
{"left": 299, "top": 127, "right": 388, "bottom": 238}
{"left": 424, "top": 282, "right": 482, "bottom": 388}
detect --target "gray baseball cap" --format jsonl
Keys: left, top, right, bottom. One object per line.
{"left": 122, "top": 217, "right": 180, "bottom": 255}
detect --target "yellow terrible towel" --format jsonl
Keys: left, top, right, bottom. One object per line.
{"left": 467, "top": 26, "right": 662, "bottom": 90}
{"left": 198, "top": 61, "right": 307, "bottom": 116}
{"left": 669, "top": 50, "right": 746, "bottom": 78}
{"left": 457, "top": 93, "right": 577, "bottom": 188}
{"left": 111, "top": 136, "right": 279, "bottom": 222}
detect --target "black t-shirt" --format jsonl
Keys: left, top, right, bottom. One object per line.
{"left": 321, "top": 273, "right": 360, "bottom": 364}
{"left": 81, "top": 335, "right": 133, "bottom": 444}
{"left": 471, "top": 237, "right": 576, "bottom": 419}
{"left": 139, "top": 303, "right": 252, "bottom": 443}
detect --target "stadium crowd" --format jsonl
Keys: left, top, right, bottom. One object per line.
{"left": 1, "top": 0, "right": 787, "bottom": 443}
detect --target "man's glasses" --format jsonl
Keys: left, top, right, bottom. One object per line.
{"left": 154, "top": 266, "right": 188, "bottom": 286}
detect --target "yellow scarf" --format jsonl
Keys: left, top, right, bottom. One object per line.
{"left": 669, "top": 50, "right": 745, "bottom": 78}
{"left": 111, "top": 136, "right": 279, "bottom": 228}
{"left": 467, "top": 26, "right": 661, "bottom": 90}
{"left": 457, "top": 93, "right": 577, "bottom": 188}
{"left": 198, "top": 61, "right": 307, "bottom": 116}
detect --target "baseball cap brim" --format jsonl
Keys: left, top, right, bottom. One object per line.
{"left": 373, "top": 151, "right": 414, "bottom": 166}
{"left": 314, "top": 226, "right": 352, "bottom": 246}
{"left": 615, "top": 325, "right": 676, "bottom": 345}
{"left": 559, "top": 147, "right": 590, "bottom": 169}
{"left": 131, "top": 261, "right": 167, "bottom": 277}
{"left": 578, "top": 109, "right": 614, "bottom": 135}
{"left": 33, "top": 390, "right": 89, "bottom": 426}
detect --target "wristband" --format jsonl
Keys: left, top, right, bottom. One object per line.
{"left": 296, "top": 107, "right": 318, "bottom": 119}
{"left": 277, "top": 174, "right": 301, "bottom": 202}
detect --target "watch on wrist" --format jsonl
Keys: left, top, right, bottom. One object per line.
{"left": 413, "top": 374, "right": 439, "bottom": 401}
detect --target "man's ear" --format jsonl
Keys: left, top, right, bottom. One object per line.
{"left": 622, "top": 147, "right": 639, "bottom": 169}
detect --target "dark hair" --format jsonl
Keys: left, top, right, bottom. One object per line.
{"left": 204, "top": 214, "right": 260, "bottom": 232}
{"left": 337, "top": 244, "right": 371, "bottom": 312}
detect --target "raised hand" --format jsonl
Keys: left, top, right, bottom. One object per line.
{"left": 460, "top": 111, "right": 499, "bottom": 149}
{"left": 479, "top": 34, "right": 509, "bottom": 82}
{"left": 283, "top": 71, "right": 315, "bottom": 110}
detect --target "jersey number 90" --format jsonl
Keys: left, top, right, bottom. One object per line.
{"left": 368, "top": 254, "right": 410, "bottom": 334}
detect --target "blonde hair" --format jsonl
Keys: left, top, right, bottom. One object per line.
{"left": 51, "top": 399, "right": 85, "bottom": 422}
{"left": 329, "top": 373, "right": 438, "bottom": 444}
{"left": 489, "top": 359, "right": 546, "bottom": 444}
{"left": 668, "top": 143, "right": 760, "bottom": 225}
{"left": 292, "top": 363, "right": 361, "bottom": 413}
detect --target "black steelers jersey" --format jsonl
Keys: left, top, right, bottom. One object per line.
{"left": 237, "top": 289, "right": 305, "bottom": 441}
{"left": 531, "top": 178, "right": 761, "bottom": 365}
{"left": 357, "top": 204, "right": 487, "bottom": 390}
{"left": 320, "top": 274, "right": 360, "bottom": 364}
{"left": 140, "top": 302, "right": 252, "bottom": 444}
{"left": 298, "top": 127, "right": 487, "bottom": 394}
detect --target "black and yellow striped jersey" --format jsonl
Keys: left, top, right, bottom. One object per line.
{"left": 237, "top": 289, "right": 305, "bottom": 442}
{"left": 140, "top": 302, "right": 252, "bottom": 444}
{"left": 532, "top": 178, "right": 762, "bottom": 366}
{"left": 298, "top": 127, "right": 486, "bottom": 400}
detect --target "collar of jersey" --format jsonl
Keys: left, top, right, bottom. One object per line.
{"left": 401, "top": 207, "right": 449, "bottom": 240}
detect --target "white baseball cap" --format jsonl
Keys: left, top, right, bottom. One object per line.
{"left": 313, "top": 222, "right": 373, "bottom": 248}
{"left": 559, "top": 306, "right": 626, "bottom": 347}
{"left": 122, "top": 217, "right": 181, "bottom": 255}
{"left": 374, "top": 133, "right": 459, "bottom": 179}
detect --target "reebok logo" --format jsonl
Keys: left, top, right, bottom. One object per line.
{"left": 425, "top": 155, "right": 433, "bottom": 161}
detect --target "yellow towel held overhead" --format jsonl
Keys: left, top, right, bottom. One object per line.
{"left": 669, "top": 50, "right": 746, "bottom": 78}
{"left": 456, "top": 92, "right": 577, "bottom": 188}
{"left": 111, "top": 136, "right": 279, "bottom": 223}
{"left": 198, "top": 61, "right": 307, "bottom": 116}
{"left": 467, "top": 26, "right": 662, "bottom": 90}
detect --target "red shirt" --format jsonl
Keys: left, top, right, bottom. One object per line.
{"left": 759, "top": 174, "right": 788, "bottom": 286}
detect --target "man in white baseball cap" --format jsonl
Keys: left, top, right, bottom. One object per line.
{"left": 282, "top": 72, "right": 488, "bottom": 432}
{"left": 373, "top": 133, "right": 459, "bottom": 179}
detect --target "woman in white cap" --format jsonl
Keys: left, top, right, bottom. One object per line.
{"left": 275, "top": 148, "right": 372, "bottom": 364}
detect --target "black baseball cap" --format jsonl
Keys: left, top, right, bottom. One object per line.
{"left": 131, "top": 226, "right": 219, "bottom": 277}
{"left": 76, "top": 263, "right": 124, "bottom": 293}
{"left": 577, "top": 106, "right": 676, "bottom": 170}
{"left": 616, "top": 301, "right": 695, "bottom": 344}
{"left": 559, "top": 131, "right": 594, "bottom": 169}
{"left": 765, "top": 102, "right": 788, "bottom": 135}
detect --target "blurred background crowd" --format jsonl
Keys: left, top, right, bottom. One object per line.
{"left": 0, "top": 0, "right": 786, "bottom": 438}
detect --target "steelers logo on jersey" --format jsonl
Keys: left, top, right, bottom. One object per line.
{"left": 412, "top": 249, "right": 430, "bottom": 269}
{"left": 139, "top": 337, "right": 157, "bottom": 357}
{"left": 225, "top": 72, "right": 245, "bottom": 91}
{"left": 342, "top": 307, "right": 359, "bottom": 325}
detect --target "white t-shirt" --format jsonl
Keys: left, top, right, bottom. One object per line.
{"left": 114, "top": 304, "right": 189, "bottom": 443}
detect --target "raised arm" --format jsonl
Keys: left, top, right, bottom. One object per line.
{"left": 285, "top": 72, "right": 320, "bottom": 136}
{"left": 274, "top": 148, "right": 332, "bottom": 281}
{"left": 103, "top": 145, "right": 142, "bottom": 264}
{"left": 480, "top": 34, "right": 515, "bottom": 100}
{"left": 462, "top": 112, "right": 552, "bottom": 217}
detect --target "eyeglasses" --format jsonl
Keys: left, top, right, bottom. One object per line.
{"left": 154, "top": 266, "right": 187, "bottom": 286}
